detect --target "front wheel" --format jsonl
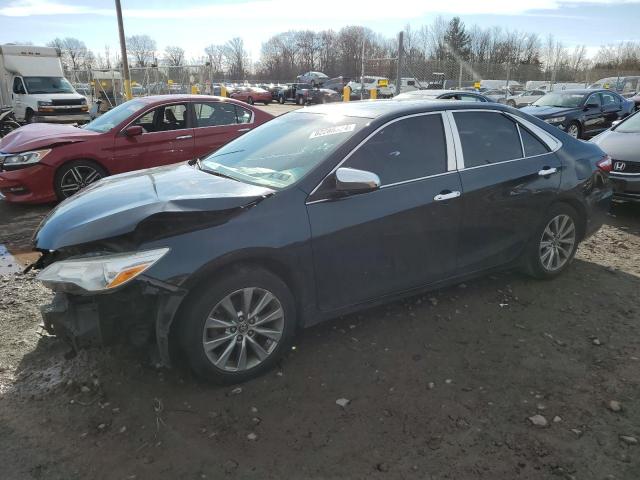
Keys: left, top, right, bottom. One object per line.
{"left": 179, "top": 266, "right": 296, "bottom": 384}
{"left": 54, "top": 160, "right": 107, "bottom": 201}
{"left": 507, "top": 100, "right": 516, "bottom": 107}
{"left": 524, "top": 204, "right": 580, "bottom": 279}
{"left": 247, "top": 96, "right": 254, "bottom": 105}
{"left": 566, "top": 122, "right": 581, "bottom": 139}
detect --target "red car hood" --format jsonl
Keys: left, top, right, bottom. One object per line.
{"left": 0, "top": 123, "right": 100, "bottom": 153}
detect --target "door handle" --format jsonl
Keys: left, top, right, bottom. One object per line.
{"left": 538, "top": 167, "right": 558, "bottom": 176}
{"left": 434, "top": 190, "right": 461, "bottom": 201}
{"left": 175, "top": 135, "right": 192, "bottom": 140}
{"left": 237, "top": 128, "right": 251, "bottom": 132}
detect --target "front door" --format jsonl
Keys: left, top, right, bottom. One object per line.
{"left": 450, "top": 110, "right": 562, "bottom": 273}
{"left": 12, "top": 77, "right": 27, "bottom": 120}
{"left": 583, "top": 92, "right": 605, "bottom": 135}
{"left": 112, "top": 102, "right": 194, "bottom": 172}
{"left": 307, "top": 113, "right": 462, "bottom": 311}
{"left": 192, "top": 102, "right": 254, "bottom": 158}
{"left": 601, "top": 91, "right": 624, "bottom": 129}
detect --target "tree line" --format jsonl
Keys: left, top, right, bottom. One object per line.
{"left": 39, "top": 16, "right": 640, "bottom": 82}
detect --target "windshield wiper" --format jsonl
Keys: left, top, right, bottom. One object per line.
{"left": 197, "top": 161, "right": 240, "bottom": 182}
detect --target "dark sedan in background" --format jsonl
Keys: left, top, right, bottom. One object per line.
{"left": 521, "top": 89, "right": 634, "bottom": 139}
{"left": 592, "top": 110, "right": 640, "bottom": 202}
{"left": 32, "top": 100, "right": 612, "bottom": 384}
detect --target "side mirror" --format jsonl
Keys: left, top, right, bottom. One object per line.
{"left": 123, "top": 125, "right": 143, "bottom": 137}
{"left": 335, "top": 167, "right": 380, "bottom": 194}
{"left": 584, "top": 102, "right": 599, "bottom": 110}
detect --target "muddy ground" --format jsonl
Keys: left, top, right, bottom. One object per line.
{"left": 1, "top": 197, "right": 639, "bottom": 480}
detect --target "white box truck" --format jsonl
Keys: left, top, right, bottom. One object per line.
{"left": 0, "top": 44, "right": 89, "bottom": 124}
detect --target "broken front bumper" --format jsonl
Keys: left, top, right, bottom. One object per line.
{"left": 40, "top": 279, "right": 187, "bottom": 365}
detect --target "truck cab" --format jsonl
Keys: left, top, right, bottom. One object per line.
{"left": 1, "top": 45, "right": 89, "bottom": 124}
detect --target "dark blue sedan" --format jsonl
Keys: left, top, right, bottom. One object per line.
{"left": 34, "top": 100, "right": 613, "bottom": 383}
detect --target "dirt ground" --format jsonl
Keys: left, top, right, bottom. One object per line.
{"left": 0, "top": 197, "right": 638, "bottom": 480}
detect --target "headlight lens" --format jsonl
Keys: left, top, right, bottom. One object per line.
{"left": 1, "top": 149, "right": 51, "bottom": 168}
{"left": 545, "top": 116, "right": 566, "bottom": 123}
{"left": 37, "top": 248, "right": 169, "bottom": 293}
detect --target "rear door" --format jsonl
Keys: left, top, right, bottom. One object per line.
{"left": 307, "top": 113, "right": 462, "bottom": 311}
{"left": 192, "top": 102, "right": 254, "bottom": 158}
{"left": 112, "top": 102, "right": 194, "bottom": 171}
{"left": 450, "top": 109, "right": 562, "bottom": 273}
{"left": 601, "top": 91, "right": 624, "bottom": 129}
{"left": 583, "top": 92, "right": 605, "bottom": 135}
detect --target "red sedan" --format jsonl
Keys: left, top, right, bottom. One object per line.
{"left": 229, "top": 87, "right": 272, "bottom": 105}
{"left": 0, "top": 95, "right": 273, "bottom": 204}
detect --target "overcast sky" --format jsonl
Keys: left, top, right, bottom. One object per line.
{"left": 1, "top": 0, "right": 639, "bottom": 62}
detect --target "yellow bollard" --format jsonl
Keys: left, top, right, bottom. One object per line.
{"left": 369, "top": 88, "right": 377, "bottom": 100}
{"left": 191, "top": 85, "right": 198, "bottom": 95}
{"left": 220, "top": 85, "right": 227, "bottom": 98}
{"left": 343, "top": 86, "right": 350, "bottom": 102}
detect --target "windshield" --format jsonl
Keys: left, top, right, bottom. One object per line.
{"left": 201, "top": 112, "right": 369, "bottom": 189}
{"left": 533, "top": 92, "right": 585, "bottom": 108}
{"left": 83, "top": 99, "right": 147, "bottom": 133}
{"left": 23, "top": 76, "right": 75, "bottom": 94}
{"left": 615, "top": 111, "right": 640, "bottom": 133}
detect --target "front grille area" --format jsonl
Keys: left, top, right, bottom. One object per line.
{"left": 612, "top": 159, "right": 640, "bottom": 174}
{"left": 51, "top": 98, "right": 85, "bottom": 106}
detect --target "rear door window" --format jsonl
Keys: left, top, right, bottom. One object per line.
{"left": 344, "top": 114, "right": 447, "bottom": 185}
{"left": 519, "top": 126, "right": 550, "bottom": 157}
{"left": 195, "top": 102, "right": 238, "bottom": 127}
{"left": 453, "top": 111, "right": 523, "bottom": 167}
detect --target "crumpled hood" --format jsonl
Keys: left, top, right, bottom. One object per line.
{"left": 0, "top": 123, "right": 98, "bottom": 153}
{"left": 520, "top": 105, "right": 575, "bottom": 119}
{"left": 34, "top": 163, "right": 275, "bottom": 250}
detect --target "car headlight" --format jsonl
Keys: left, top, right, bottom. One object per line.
{"left": 37, "top": 100, "right": 53, "bottom": 107}
{"left": 37, "top": 248, "right": 169, "bottom": 293}
{"left": 1, "top": 149, "right": 51, "bottom": 169}
{"left": 545, "top": 116, "right": 566, "bottom": 124}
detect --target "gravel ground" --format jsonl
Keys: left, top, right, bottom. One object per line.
{"left": 0, "top": 200, "right": 639, "bottom": 480}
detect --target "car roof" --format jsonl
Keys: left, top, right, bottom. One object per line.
{"left": 135, "top": 95, "right": 234, "bottom": 105}
{"left": 551, "top": 89, "right": 596, "bottom": 95}
{"left": 301, "top": 99, "right": 509, "bottom": 119}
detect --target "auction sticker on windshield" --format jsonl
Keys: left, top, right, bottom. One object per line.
{"left": 309, "top": 124, "right": 356, "bottom": 139}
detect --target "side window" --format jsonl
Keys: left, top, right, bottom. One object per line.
{"left": 587, "top": 94, "right": 602, "bottom": 107}
{"left": 519, "top": 125, "right": 550, "bottom": 157}
{"left": 13, "top": 77, "right": 25, "bottom": 94}
{"left": 602, "top": 92, "right": 619, "bottom": 106}
{"left": 453, "top": 111, "right": 523, "bottom": 167}
{"left": 235, "top": 105, "right": 252, "bottom": 124}
{"left": 459, "top": 94, "right": 485, "bottom": 102}
{"left": 344, "top": 114, "right": 447, "bottom": 185}
{"left": 194, "top": 102, "right": 237, "bottom": 127}
{"left": 132, "top": 104, "right": 188, "bottom": 133}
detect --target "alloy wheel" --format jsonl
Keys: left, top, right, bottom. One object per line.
{"left": 539, "top": 214, "right": 576, "bottom": 272}
{"left": 202, "top": 287, "right": 285, "bottom": 372}
{"left": 59, "top": 166, "right": 103, "bottom": 197}
{"left": 567, "top": 124, "right": 580, "bottom": 138}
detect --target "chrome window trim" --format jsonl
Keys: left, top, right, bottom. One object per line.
{"left": 447, "top": 108, "right": 562, "bottom": 170}
{"left": 306, "top": 111, "right": 455, "bottom": 201}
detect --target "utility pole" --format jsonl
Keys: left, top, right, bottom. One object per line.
{"left": 396, "top": 31, "right": 403, "bottom": 96}
{"left": 360, "top": 36, "right": 365, "bottom": 100}
{"left": 115, "top": 0, "right": 132, "bottom": 101}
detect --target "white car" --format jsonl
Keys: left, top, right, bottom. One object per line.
{"left": 296, "top": 71, "right": 329, "bottom": 87}
{"left": 502, "top": 90, "right": 546, "bottom": 108}
{"left": 347, "top": 76, "right": 395, "bottom": 98}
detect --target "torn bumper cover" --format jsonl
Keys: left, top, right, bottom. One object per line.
{"left": 40, "top": 280, "right": 187, "bottom": 365}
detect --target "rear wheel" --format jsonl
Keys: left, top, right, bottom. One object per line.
{"left": 179, "top": 266, "right": 296, "bottom": 384}
{"left": 507, "top": 100, "right": 516, "bottom": 107}
{"left": 247, "top": 96, "right": 254, "bottom": 105}
{"left": 54, "top": 160, "right": 107, "bottom": 201}
{"left": 567, "top": 122, "right": 581, "bottom": 139}
{"left": 524, "top": 204, "right": 580, "bottom": 279}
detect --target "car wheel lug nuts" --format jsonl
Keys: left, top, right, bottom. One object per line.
{"left": 237, "top": 335, "right": 243, "bottom": 342}
{"left": 230, "top": 327, "right": 237, "bottom": 333}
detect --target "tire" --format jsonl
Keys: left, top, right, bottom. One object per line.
{"left": 566, "top": 122, "right": 581, "bottom": 139}
{"left": 54, "top": 160, "right": 107, "bottom": 201}
{"left": 264, "top": 100, "right": 271, "bottom": 105}
{"left": 25, "top": 109, "right": 34, "bottom": 124}
{"left": 179, "top": 266, "right": 296, "bottom": 384}
{"left": 297, "top": 96, "right": 304, "bottom": 106}
{"left": 507, "top": 100, "right": 516, "bottom": 107}
{"left": 524, "top": 203, "right": 581, "bottom": 279}
{"left": 247, "top": 96, "right": 254, "bottom": 105}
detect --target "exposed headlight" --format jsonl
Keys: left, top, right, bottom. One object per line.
{"left": 1, "top": 149, "right": 51, "bottom": 168}
{"left": 545, "top": 116, "right": 566, "bottom": 124}
{"left": 37, "top": 248, "right": 169, "bottom": 293}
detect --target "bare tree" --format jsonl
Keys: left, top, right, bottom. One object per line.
{"left": 126, "top": 34, "right": 156, "bottom": 67}
{"left": 47, "top": 37, "right": 93, "bottom": 70}
{"left": 223, "top": 37, "right": 248, "bottom": 79}
{"left": 163, "top": 46, "right": 185, "bottom": 66}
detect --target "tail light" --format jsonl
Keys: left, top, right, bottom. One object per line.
{"left": 596, "top": 155, "right": 612, "bottom": 173}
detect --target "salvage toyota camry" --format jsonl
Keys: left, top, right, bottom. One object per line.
{"left": 33, "top": 100, "right": 612, "bottom": 384}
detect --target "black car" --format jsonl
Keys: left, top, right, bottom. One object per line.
{"left": 323, "top": 76, "right": 352, "bottom": 94}
{"left": 278, "top": 83, "right": 338, "bottom": 105}
{"left": 34, "top": 100, "right": 612, "bottom": 384}
{"left": 591, "top": 110, "right": 640, "bottom": 202}
{"left": 395, "top": 89, "right": 491, "bottom": 102}
{"left": 521, "top": 89, "right": 634, "bottom": 139}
